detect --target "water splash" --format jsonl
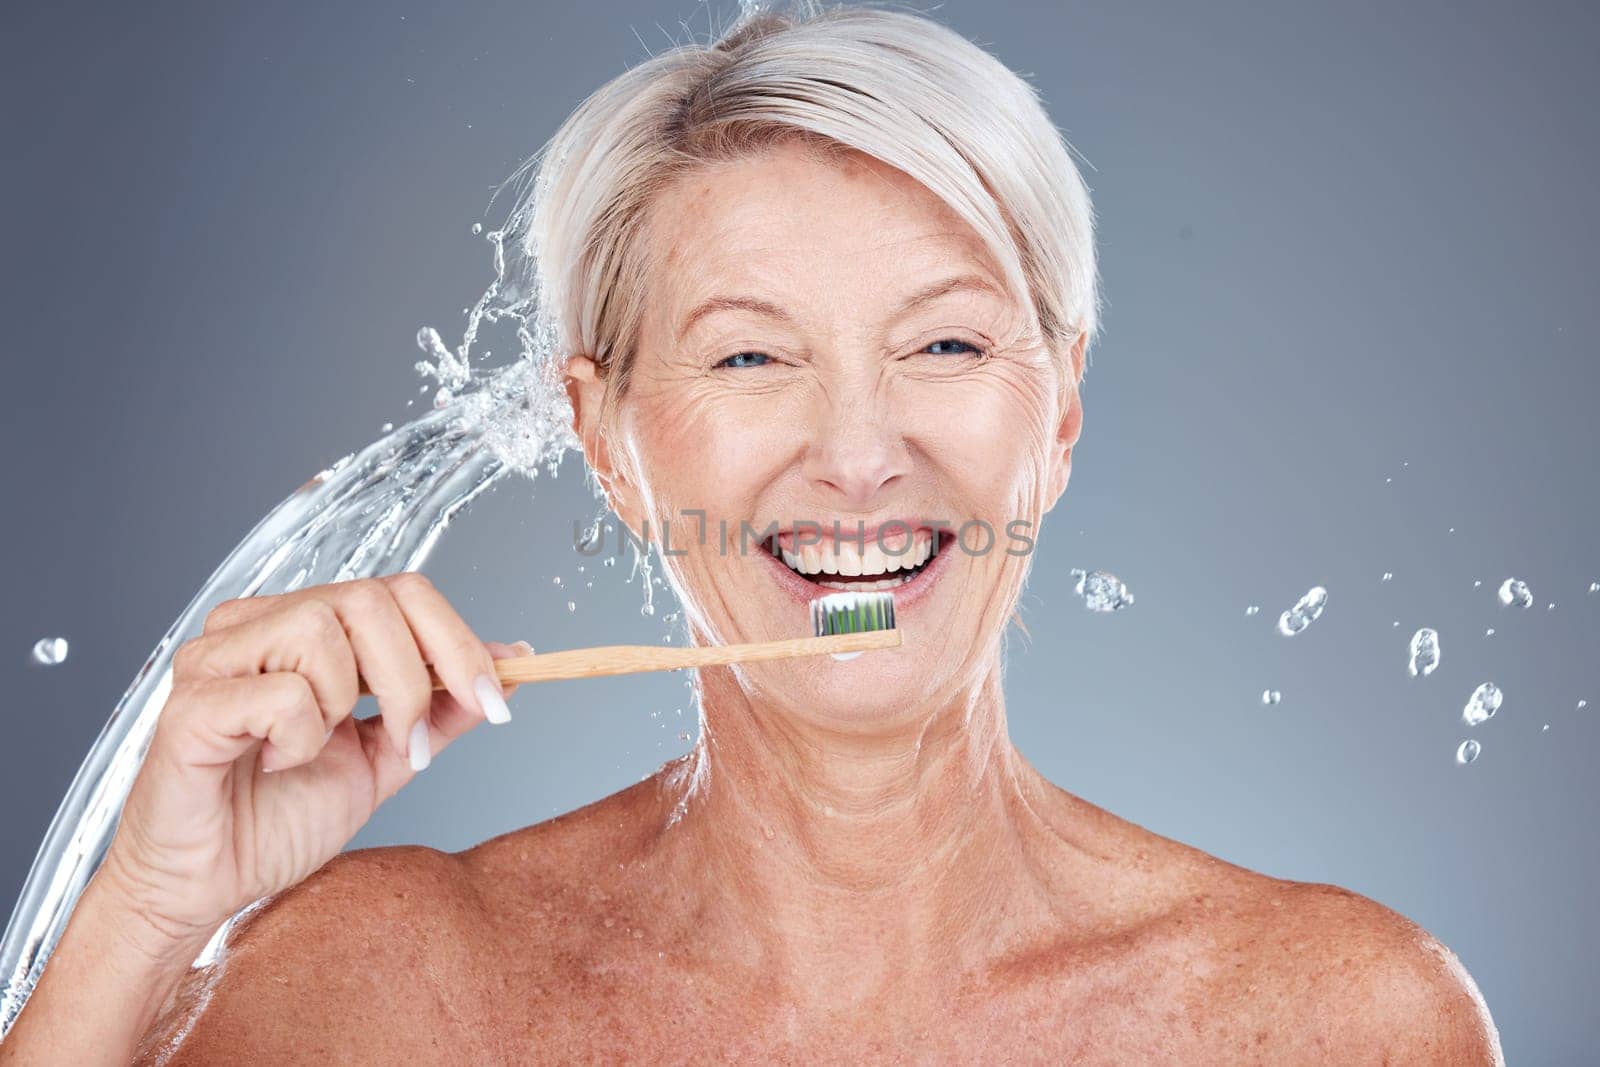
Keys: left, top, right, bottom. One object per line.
{"left": 29, "top": 638, "right": 68, "bottom": 667}
{"left": 1, "top": 199, "right": 593, "bottom": 1031}
{"left": 1407, "top": 628, "right": 1440, "bottom": 677}
{"left": 1277, "top": 585, "right": 1328, "bottom": 636}
{"left": 1070, "top": 568, "right": 1134, "bottom": 612}
{"left": 1497, "top": 578, "right": 1533, "bottom": 609}
{"left": 1462, "top": 682, "right": 1503, "bottom": 726}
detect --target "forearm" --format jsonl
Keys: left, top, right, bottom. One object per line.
{"left": 0, "top": 863, "right": 214, "bottom": 1065}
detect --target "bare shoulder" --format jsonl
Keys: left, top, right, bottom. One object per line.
{"left": 134, "top": 845, "right": 493, "bottom": 1064}
{"left": 1221, "top": 877, "right": 1503, "bottom": 1064}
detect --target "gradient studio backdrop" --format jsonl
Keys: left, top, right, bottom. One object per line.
{"left": 4, "top": 1, "right": 1597, "bottom": 1060}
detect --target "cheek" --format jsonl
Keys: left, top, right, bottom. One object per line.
{"left": 625, "top": 380, "right": 804, "bottom": 515}
{"left": 900, "top": 371, "right": 1056, "bottom": 520}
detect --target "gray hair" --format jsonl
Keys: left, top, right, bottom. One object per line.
{"left": 511, "top": 3, "right": 1099, "bottom": 421}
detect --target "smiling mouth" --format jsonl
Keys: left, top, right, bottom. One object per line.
{"left": 762, "top": 529, "right": 951, "bottom": 592}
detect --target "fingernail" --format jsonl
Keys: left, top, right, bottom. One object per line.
{"left": 475, "top": 674, "right": 512, "bottom": 725}
{"left": 323, "top": 728, "right": 335, "bottom": 744}
{"left": 408, "top": 719, "right": 432, "bottom": 771}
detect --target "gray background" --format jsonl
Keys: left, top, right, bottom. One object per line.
{"left": 4, "top": 1, "right": 1596, "bottom": 1059}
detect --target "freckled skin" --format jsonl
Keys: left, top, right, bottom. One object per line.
{"left": 135, "top": 143, "right": 1501, "bottom": 1063}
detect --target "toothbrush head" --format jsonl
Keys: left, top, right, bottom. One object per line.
{"left": 810, "top": 591, "right": 897, "bottom": 638}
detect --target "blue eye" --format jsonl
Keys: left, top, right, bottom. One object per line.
{"left": 924, "top": 339, "right": 980, "bottom": 356}
{"left": 716, "top": 351, "right": 771, "bottom": 369}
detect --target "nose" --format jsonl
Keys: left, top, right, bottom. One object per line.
{"left": 800, "top": 384, "right": 909, "bottom": 510}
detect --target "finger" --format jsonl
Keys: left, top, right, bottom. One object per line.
{"left": 159, "top": 673, "right": 326, "bottom": 773}
{"left": 313, "top": 578, "right": 435, "bottom": 769}
{"left": 424, "top": 640, "right": 527, "bottom": 743}
{"left": 172, "top": 600, "right": 361, "bottom": 735}
{"left": 357, "top": 640, "right": 532, "bottom": 802}
{"left": 381, "top": 572, "right": 510, "bottom": 727}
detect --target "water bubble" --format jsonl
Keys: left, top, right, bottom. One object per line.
{"left": 1497, "top": 578, "right": 1532, "bottom": 609}
{"left": 1455, "top": 739, "right": 1481, "bottom": 765}
{"left": 31, "top": 637, "right": 69, "bottom": 666}
{"left": 1381, "top": 572, "right": 1393, "bottom": 582}
{"left": 1462, "top": 682, "right": 1502, "bottom": 726}
{"left": 1407, "top": 628, "right": 1440, "bottom": 677}
{"left": 566, "top": 601, "right": 576, "bottom": 613}
{"left": 470, "top": 222, "right": 483, "bottom": 235}
{"left": 1261, "top": 689, "right": 1281, "bottom": 705}
{"left": 1244, "top": 605, "right": 1260, "bottom": 616}
{"left": 1072, "top": 569, "right": 1134, "bottom": 612}
{"left": 1277, "top": 586, "right": 1328, "bottom": 636}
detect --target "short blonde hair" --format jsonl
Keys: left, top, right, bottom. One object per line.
{"left": 509, "top": 2, "right": 1099, "bottom": 420}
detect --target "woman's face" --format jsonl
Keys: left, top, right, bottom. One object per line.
{"left": 569, "top": 141, "right": 1082, "bottom": 728}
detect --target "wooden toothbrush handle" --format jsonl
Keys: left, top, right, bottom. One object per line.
{"left": 356, "top": 629, "right": 902, "bottom": 695}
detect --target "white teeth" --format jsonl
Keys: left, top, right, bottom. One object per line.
{"left": 818, "top": 574, "right": 913, "bottom": 591}
{"left": 775, "top": 531, "right": 939, "bottom": 580}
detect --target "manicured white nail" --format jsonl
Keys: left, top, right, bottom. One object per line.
{"left": 408, "top": 719, "right": 432, "bottom": 771}
{"left": 475, "top": 674, "right": 512, "bottom": 725}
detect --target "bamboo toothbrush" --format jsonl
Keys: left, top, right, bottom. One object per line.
{"left": 359, "top": 590, "right": 900, "bottom": 694}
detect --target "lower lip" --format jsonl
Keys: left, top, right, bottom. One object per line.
{"left": 758, "top": 534, "right": 954, "bottom": 614}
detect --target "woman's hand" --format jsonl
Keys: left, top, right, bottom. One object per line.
{"left": 99, "top": 572, "right": 524, "bottom": 945}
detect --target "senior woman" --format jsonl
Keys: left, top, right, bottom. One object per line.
{"left": 1, "top": 6, "right": 1500, "bottom": 1064}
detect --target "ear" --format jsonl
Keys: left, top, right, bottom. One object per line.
{"left": 565, "top": 355, "right": 644, "bottom": 531}
{"left": 1043, "top": 333, "right": 1087, "bottom": 514}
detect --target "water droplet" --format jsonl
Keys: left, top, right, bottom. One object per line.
{"left": 1485, "top": 628, "right": 1495, "bottom": 637}
{"left": 470, "top": 222, "right": 483, "bottom": 235}
{"left": 577, "top": 564, "right": 586, "bottom": 574}
{"left": 1073, "top": 569, "right": 1134, "bottom": 612}
{"left": 1244, "top": 605, "right": 1260, "bottom": 616}
{"left": 1579, "top": 699, "right": 1588, "bottom": 709}
{"left": 552, "top": 576, "right": 562, "bottom": 587}
{"left": 663, "top": 612, "right": 680, "bottom": 624}
{"left": 1455, "top": 739, "right": 1481, "bottom": 765}
{"left": 1462, "top": 682, "right": 1502, "bottom": 726}
{"left": 678, "top": 731, "right": 691, "bottom": 743}
{"left": 1277, "top": 586, "right": 1328, "bottom": 636}
{"left": 1542, "top": 723, "right": 1550, "bottom": 732}
{"left": 1381, "top": 572, "right": 1393, "bottom": 582}
{"left": 31, "top": 637, "right": 69, "bottom": 665}
{"left": 641, "top": 603, "right": 655, "bottom": 617}
{"left": 1384, "top": 477, "right": 1392, "bottom": 484}
{"left": 1261, "top": 689, "right": 1281, "bottom": 705}
{"left": 1589, "top": 581, "right": 1599, "bottom": 593}
{"left": 380, "top": 421, "right": 394, "bottom": 433}
{"left": 1407, "top": 628, "right": 1440, "bottom": 677}
{"left": 1497, "top": 578, "right": 1532, "bottom": 609}
{"left": 1547, "top": 602, "right": 1556, "bottom": 611}
{"left": 566, "top": 601, "right": 576, "bottom": 613}
{"left": 1473, "top": 580, "right": 1482, "bottom": 588}
{"left": 603, "top": 557, "right": 617, "bottom": 568}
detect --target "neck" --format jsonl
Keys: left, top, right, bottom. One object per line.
{"left": 654, "top": 659, "right": 1072, "bottom": 1005}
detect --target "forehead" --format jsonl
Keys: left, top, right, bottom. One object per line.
{"left": 645, "top": 143, "right": 1003, "bottom": 308}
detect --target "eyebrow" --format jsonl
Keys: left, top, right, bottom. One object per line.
{"left": 674, "top": 274, "right": 1004, "bottom": 344}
